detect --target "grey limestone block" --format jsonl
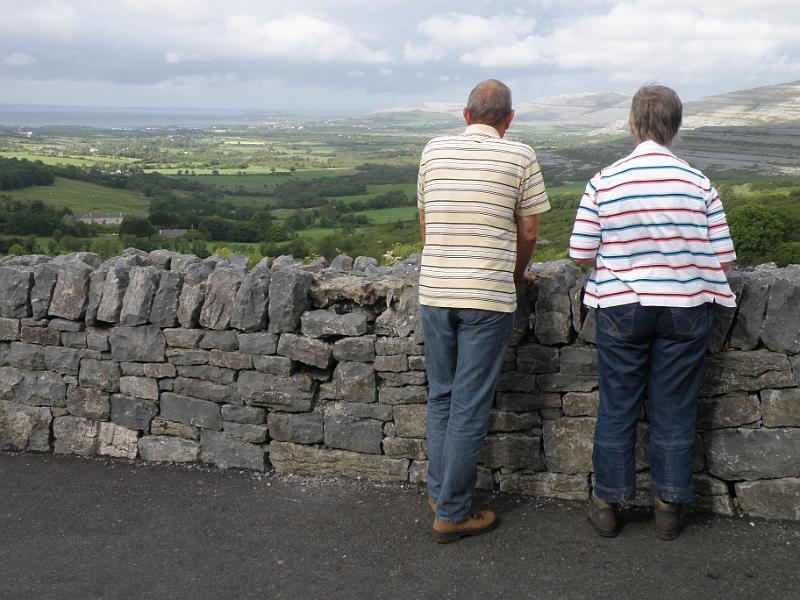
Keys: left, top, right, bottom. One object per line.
{"left": 333, "top": 336, "right": 375, "bottom": 362}
{"left": 97, "top": 421, "right": 139, "bottom": 459}
{"left": 222, "top": 404, "right": 265, "bottom": 425}
{"left": 267, "top": 412, "right": 323, "bottom": 444}
{"left": 374, "top": 354, "right": 407, "bottom": 373}
{"left": 323, "top": 407, "right": 383, "bottom": 455}
{"left": 200, "top": 429, "right": 266, "bottom": 471}
{"left": 160, "top": 392, "right": 223, "bottom": 430}
{"left": 110, "top": 394, "right": 158, "bottom": 430}
{"left": 761, "top": 268, "right": 800, "bottom": 355}
{"left": 268, "top": 269, "right": 314, "bottom": 334}
{"left": 531, "top": 261, "right": 582, "bottom": 345}
{"left": 253, "top": 355, "right": 293, "bottom": 377}
{"left": 559, "top": 346, "right": 597, "bottom": 377}
{"left": 143, "top": 363, "right": 177, "bottom": 379}
{"left": 176, "top": 365, "right": 235, "bottom": 385}
{"left": 542, "top": 417, "right": 596, "bottom": 474}
{"left": 44, "top": 346, "right": 80, "bottom": 376}
{"left": 496, "top": 372, "right": 538, "bottom": 394}
{"left": 393, "top": 404, "right": 426, "bottom": 438}
{"left": 271, "top": 441, "right": 410, "bottom": 482}
{"left": 109, "top": 325, "right": 165, "bottom": 362}
{"left": 119, "top": 266, "right": 161, "bottom": 326}
{"left": 300, "top": 310, "right": 368, "bottom": 338}
{"left": 144, "top": 249, "right": 177, "bottom": 269}
{"left": 208, "top": 349, "right": 252, "bottom": 371}
{"left": 760, "top": 388, "right": 800, "bottom": 427}
{"left": 325, "top": 400, "right": 393, "bottom": 422}
{"left": 499, "top": 471, "right": 588, "bottom": 501}
{"left": 176, "top": 263, "right": 212, "bottom": 328}
{"left": 19, "top": 326, "right": 60, "bottom": 346}
{"left": 119, "top": 376, "right": 160, "bottom": 401}
{"left": 31, "top": 263, "right": 59, "bottom": 320}
{"left": 329, "top": 255, "right": 353, "bottom": 271}
{"left": 230, "top": 258, "right": 271, "bottom": 332}
{"left": 277, "top": 333, "right": 331, "bottom": 369}
{"left": 236, "top": 371, "right": 316, "bottom": 412}
{"left": 352, "top": 256, "right": 379, "bottom": 273}
{"left": 96, "top": 258, "right": 136, "bottom": 324}
{"left": 708, "top": 270, "right": 744, "bottom": 353}
{"left": 736, "top": 478, "right": 800, "bottom": 520}
{"left": 270, "top": 255, "right": 300, "bottom": 272}
{"left": 700, "top": 350, "right": 794, "bottom": 396}
{"left": 378, "top": 386, "right": 427, "bottom": 405}
{"left": 199, "top": 330, "right": 238, "bottom": 351}
{"left": 199, "top": 265, "right": 245, "bottom": 330}
{"left": 516, "top": 343, "right": 560, "bottom": 374}
{"left": 66, "top": 385, "right": 110, "bottom": 420}
{"left": 167, "top": 349, "right": 209, "bottom": 366}
{"left": 0, "top": 318, "right": 20, "bottom": 342}
{"left": 84, "top": 266, "right": 108, "bottom": 326}
{"left": 150, "top": 417, "right": 200, "bottom": 440}
{"left": 333, "top": 361, "right": 376, "bottom": 403}
{"left": 53, "top": 415, "right": 100, "bottom": 456}
{"left": 382, "top": 437, "right": 427, "bottom": 460}
{"left": 223, "top": 421, "right": 268, "bottom": 444}
{"left": 488, "top": 410, "right": 541, "bottom": 433}
{"left": 139, "top": 435, "right": 200, "bottom": 462}
{"left": 60, "top": 331, "right": 87, "bottom": 348}
{"left": 78, "top": 359, "right": 121, "bottom": 393}
{"left": 86, "top": 331, "right": 110, "bottom": 352}
{"left": 730, "top": 270, "right": 773, "bottom": 350}
{"left": 0, "top": 399, "right": 52, "bottom": 452}
{"left": 0, "top": 267, "right": 33, "bottom": 318}
{"left": 697, "top": 393, "right": 760, "bottom": 429}
{"left": 408, "top": 355, "right": 425, "bottom": 371}
{"left": 48, "top": 318, "right": 83, "bottom": 332}
{"left": 164, "top": 328, "right": 204, "bottom": 349}
{"left": 480, "top": 433, "right": 545, "bottom": 470}
{"left": 173, "top": 377, "right": 240, "bottom": 404}
{"left": 378, "top": 372, "right": 427, "bottom": 387}
{"left": 149, "top": 270, "right": 184, "bottom": 328}
{"left": 562, "top": 392, "right": 600, "bottom": 417}
{"left": 704, "top": 427, "right": 800, "bottom": 480}
{"left": 48, "top": 261, "right": 94, "bottom": 321}
{"left": 170, "top": 253, "right": 202, "bottom": 273}
{"left": 7, "top": 342, "right": 46, "bottom": 370}
{"left": 237, "top": 332, "right": 278, "bottom": 355}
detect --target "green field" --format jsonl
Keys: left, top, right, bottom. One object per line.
{"left": 355, "top": 206, "right": 419, "bottom": 223}
{"left": 4, "top": 177, "right": 150, "bottom": 215}
{"left": 169, "top": 168, "right": 356, "bottom": 185}
{"left": 0, "top": 151, "right": 136, "bottom": 168}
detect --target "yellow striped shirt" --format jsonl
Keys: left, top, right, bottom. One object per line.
{"left": 417, "top": 124, "right": 550, "bottom": 312}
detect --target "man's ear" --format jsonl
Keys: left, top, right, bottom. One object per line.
{"left": 463, "top": 107, "right": 471, "bottom": 125}
{"left": 504, "top": 109, "right": 515, "bottom": 130}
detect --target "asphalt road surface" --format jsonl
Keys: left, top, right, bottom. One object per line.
{"left": 2, "top": 452, "right": 799, "bottom": 600}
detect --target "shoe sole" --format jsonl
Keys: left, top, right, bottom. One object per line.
{"left": 432, "top": 518, "right": 499, "bottom": 544}
{"left": 655, "top": 526, "right": 681, "bottom": 541}
{"left": 586, "top": 505, "right": 618, "bottom": 538}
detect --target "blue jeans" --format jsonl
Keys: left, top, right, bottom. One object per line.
{"left": 421, "top": 305, "right": 514, "bottom": 523}
{"left": 593, "top": 302, "right": 712, "bottom": 504}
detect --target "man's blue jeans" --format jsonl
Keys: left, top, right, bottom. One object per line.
{"left": 420, "top": 305, "right": 514, "bottom": 523}
{"left": 593, "top": 302, "right": 713, "bottom": 504}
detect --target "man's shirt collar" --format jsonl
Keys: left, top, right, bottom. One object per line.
{"left": 464, "top": 124, "right": 502, "bottom": 138}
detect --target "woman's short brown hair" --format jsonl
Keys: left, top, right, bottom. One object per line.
{"left": 629, "top": 84, "right": 682, "bottom": 146}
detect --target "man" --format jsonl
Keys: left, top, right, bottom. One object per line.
{"left": 417, "top": 79, "right": 550, "bottom": 543}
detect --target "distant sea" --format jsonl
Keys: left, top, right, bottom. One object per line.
{"left": 0, "top": 104, "right": 327, "bottom": 128}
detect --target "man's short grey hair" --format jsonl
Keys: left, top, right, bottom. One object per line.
{"left": 467, "top": 79, "right": 512, "bottom": 127}
{"left": 629, "top": 84, "right": 683, "bottom": 146}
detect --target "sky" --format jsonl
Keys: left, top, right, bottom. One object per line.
{"left": 1, "top": 0, "right": 799, "bottom": 113}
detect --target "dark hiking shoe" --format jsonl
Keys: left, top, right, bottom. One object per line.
{"left": 432, "top": 510, "right": 498, "bottom": 543}
{"left": 654, "top": 497, "right": 685, "bottom": 540}
{"left": 586, "top": 496, "right": 618, "bottom": 538}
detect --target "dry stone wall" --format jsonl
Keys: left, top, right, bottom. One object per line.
{"left": 1, "top": 250, "right": 800, "bottom": 521}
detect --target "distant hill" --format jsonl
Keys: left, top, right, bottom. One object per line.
{"left": 370, "top": 80, "right": 800, "bottom": 132}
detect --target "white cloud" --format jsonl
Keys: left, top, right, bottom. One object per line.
{"left": 2, "top": 52, "right": 37, "bottom": 67}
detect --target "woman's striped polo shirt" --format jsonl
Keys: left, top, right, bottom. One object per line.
{"left": 569, "top": 140, "right": 737, "bottom": 308}
{"left": 417, "top": 124, "right": 550, "bottom": 313}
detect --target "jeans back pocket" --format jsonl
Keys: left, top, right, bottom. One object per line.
{"left": 597, "top": 303, "right": 638, "bottom": 339}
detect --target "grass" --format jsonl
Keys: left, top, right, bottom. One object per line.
{"left": 354, "top": 206, "right": 419, "bottom": 223}
{"left": 4, "top": 177, "right": 150, "bottom": 215}
{"left": 0, "top": 151, "right": 135, "bottom": 168}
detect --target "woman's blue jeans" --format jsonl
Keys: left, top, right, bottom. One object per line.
{"left": 420, "top": 305, "right": 514, "bottom": 523}
{"left": 593, "top": 302, "right": 713, "bottom": 504}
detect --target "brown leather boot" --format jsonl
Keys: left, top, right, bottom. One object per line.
{"left": 654, "top": 497, "right": 685, "bottom": 540}
{"left": 586, "top": 496, "right": 619, "bottom": 538}
{"left": 432, "top": 510, "right": 498, "bottom": 543}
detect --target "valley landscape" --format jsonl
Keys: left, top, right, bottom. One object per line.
{"left": 1, "top": 79, "right": 798, "bottom": 267}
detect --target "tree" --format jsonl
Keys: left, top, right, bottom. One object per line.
{"left": 119, "top": 215, "right": 156, "bottom": 238}
{"left": 728, "top": 205, "right": 791, "bottom": 265}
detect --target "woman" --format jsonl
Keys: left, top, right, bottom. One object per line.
{"left": 569, "top": 84, "right": 736, "bottom": 540}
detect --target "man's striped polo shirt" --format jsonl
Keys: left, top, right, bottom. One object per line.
{"left": 417, "top": 124, "right": 550, "bottom": 313}
{"left": 569, "top": 140, "right": 737, "bottom": 308}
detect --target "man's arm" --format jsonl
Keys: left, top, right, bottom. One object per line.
{"left": 419, "top": 209, "right": 426, "bottom": 242}
{"left": 514, "top": 214, "right": 539, "bottom": 282}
